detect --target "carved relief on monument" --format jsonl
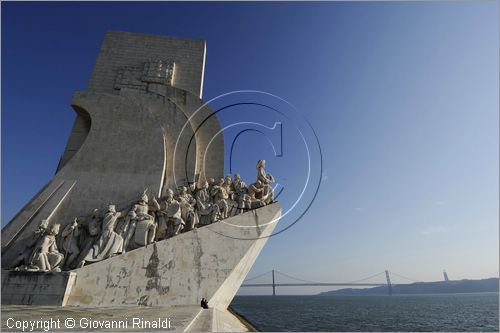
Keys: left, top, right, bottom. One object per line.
{"left": 142, "top": 60, "right": 175, "bottom": 84}
{"left": 11, "top": 160, "right": 277, "bottom": 271}
{"left": 114, "top": 60, "right": 175, "bottom": 91}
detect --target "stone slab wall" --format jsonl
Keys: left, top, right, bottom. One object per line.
{"left": 1, "top": 271, "right": 76, "bottom": 306}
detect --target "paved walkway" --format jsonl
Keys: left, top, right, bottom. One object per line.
{"left": 2, "top": 305, "right": 252, "bottom": 332}
{"left": 2, "top": 305, "right": 201, "bottom": 331}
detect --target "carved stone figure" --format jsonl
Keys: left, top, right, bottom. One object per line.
{"left": 134, "top": 217, "right": 156, "bottom": 247}
{"left": 232, "top": 173, "right": 251, "bottom": 214}
{"left": 255, "top": 159, "right": 275, "bottom": 205}
{"left": 223, "top": 175, "right": 238, "bottom": 217}
{"left": 166, "top": 188, "right": 185, "bottom": 236}
{"left": 27, "top": 224, "right": 64, "bottom": 272}
{"left": 187, "top": 181, "right": 197, "bottom": 197}
{"left": 121, "top": 204, "right": 138, "bottom": 252}
{"left": 132, "top": 191, "right": 156, "bottom": 247}
{"left": 74, "top": 208, "right": 101, "bottom": 266}
{"left": 153, "top": 189, "right": 185, "bottom": 238}
{"left": 60, "top": 218, "right": 81, "bottom": 269}
{"left": 152, "top": 196, "right": 168, "bottom": 241}
{"left": 87, "top": 208, "right": 102, "bottom": 237}
{"left": 79, "top": 205, "right": 124, "bottom": 266}
{"left": 118, "top": 189, "right": 156, "bottom": 251}
{"left": 211, "top": 178, "right": 230, "bottom": 219}
{"left": 248, "top": 180, "right": 267, "bottom": 208}
{"left": 196, "top": 181, "right": 219, "bottom": 225}
{"left": 223, "top": 175, "right": 232, "bottom": 194}
{"left": 208, "top": 178, "right": 216, "bottom": 198}
{"left": 11, "top": 219, "right": 49, "bottom": 269}
{"left": 178, "top": 186, "right": 198, "bottom": 232}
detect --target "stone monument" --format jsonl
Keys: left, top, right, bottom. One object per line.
{"left": 1, "top": 31, "right": 280, "bottom": 332}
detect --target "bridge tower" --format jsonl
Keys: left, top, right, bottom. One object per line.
{"left": 272, "top": 270, "right": 276, "bottom": 296}
{"left": 443, "top": 270, "right": 449, "bottom": 282}
{"left": 385, "top": 270, "right": 393, "bottom": 296}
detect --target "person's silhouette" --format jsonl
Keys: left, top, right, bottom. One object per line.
{"left": 200, "top": 298, "right": 208, "bottom": 309}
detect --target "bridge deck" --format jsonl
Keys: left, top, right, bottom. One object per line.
{"left": 241, "top": 283, "right": 390, "bottom": 287}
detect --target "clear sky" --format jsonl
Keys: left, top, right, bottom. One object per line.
{"left": 2, "top": 2, "right": 498, "bottom": 295}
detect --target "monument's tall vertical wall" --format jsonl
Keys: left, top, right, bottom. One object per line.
{"left": 2, "top": 31, "right": 224, "bottom": 268}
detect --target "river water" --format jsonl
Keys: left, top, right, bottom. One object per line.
{"left": 230, "top": 292, "right": 499, "bottom": 331}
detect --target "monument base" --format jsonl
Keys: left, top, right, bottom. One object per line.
{"left": 1, "top": 271, "right": 76, "bottom": 306}
{"left": 1, "top": 203, "right": 280, "bottom": 331}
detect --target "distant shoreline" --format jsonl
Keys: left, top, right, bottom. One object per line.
{"left": 319, "top": 291, "right": 500, "bottom": 296}
{"left": 318, "top": 277, "right": 499, "bottom": 296}
{"left": 236, "top": 291, "right": 499, "bottom": 297}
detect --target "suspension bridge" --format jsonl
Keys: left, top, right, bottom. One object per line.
{"left": 241, "top": 269, "right": 431, "bottom": 296}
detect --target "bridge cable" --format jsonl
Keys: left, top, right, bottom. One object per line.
{"left": 347, "top": 271, "right": 386, "bottom": 284}
{"left": 274, "top": 270, "right": 321, "bottom": 284}
{"left": 243, "top": 270, "right": 273, "bottom": 282}
{"left": 388, "top": 271, "right": 421, "bottom": 283}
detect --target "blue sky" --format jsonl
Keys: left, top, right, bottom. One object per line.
{"left": 2, "top": 2, "right": 498, "bottom": 295}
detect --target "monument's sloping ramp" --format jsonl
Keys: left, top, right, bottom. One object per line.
{"left": 66, "top": 203, "right": 281, "bottom": 309}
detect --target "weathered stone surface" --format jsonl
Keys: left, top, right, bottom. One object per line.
{"left": 88, "top": 31, "right": 206, "bottom": 98}
{"left": 65, "top": 203, "right": 281, "bottom": 308}
{"left": 1, "top": 271, "right": 76, "bottom": 306}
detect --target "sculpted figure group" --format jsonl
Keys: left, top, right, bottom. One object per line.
{"left": 12, "top": 160, "right": 276, "bottom": 272}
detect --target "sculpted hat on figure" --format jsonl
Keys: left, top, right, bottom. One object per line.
{"left": 1, "top": 31, "right": 281, "bottom": 331}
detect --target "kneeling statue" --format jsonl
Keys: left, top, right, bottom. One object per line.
{"left": 27, "top": 224, "right": 64, "bottom": 272}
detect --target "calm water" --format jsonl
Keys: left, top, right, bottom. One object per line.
{"left": 230, "top": 293, "right": 499, "bottom": 331}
